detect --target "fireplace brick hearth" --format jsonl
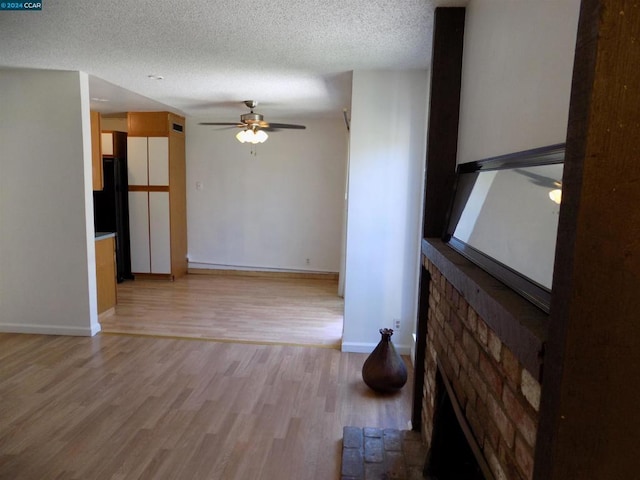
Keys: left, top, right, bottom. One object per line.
{"left": 421, "top": 255, "right": 541, "bottom": 480}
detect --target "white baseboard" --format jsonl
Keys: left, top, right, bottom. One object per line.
{"left": 341, "top": 341, "right": 412, "bottom": 356}
{"left": 188, "top": 265, "right": 339, "bottom": 281}
{"left": 188, "top": 262, "right": 335, "bottom": 275}
{"left": 0, "top": 323, "right": 101, "bottom": 337}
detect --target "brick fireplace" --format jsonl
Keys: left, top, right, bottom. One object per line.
{"left": 414, "top": 2, "right": 639, "bottom": 478}
{"left": 419, "top": 239, "right": 546, "bottom": 480}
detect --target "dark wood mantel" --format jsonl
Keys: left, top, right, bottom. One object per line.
{"left": 421, "top": 238, "right": 547, "bottom": 380}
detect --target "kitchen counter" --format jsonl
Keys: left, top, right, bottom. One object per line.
{"left": 95, "top": 231, "right": 116, "bottom": 240}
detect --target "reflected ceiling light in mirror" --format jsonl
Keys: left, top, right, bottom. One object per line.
{"left": 549, "top": 188, "right": 562, "bottom": 204}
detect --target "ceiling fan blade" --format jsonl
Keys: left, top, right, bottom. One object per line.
{"left": 266, "top": 123, "right": 306, "bottom": 130}
{"left": 198, "top": 122, "right": 240, "bottom": 126}
{"left": 211, "top": 126, "right": 241, "bottom": 130}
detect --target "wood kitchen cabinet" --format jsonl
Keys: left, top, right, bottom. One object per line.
{"left": 95, "top": 235, "right": 117, "bottom": 315}
{"left": 127, "top": 112, "right": 187, "bottom": 280}
{"left": 101, "top": 132, "right": 114, "bottom": 156}
{"left": 101, "top": 130, "right": 127, "bottom": 158}
{"left": 91, "top": 110, "right": 103, "bottom": 190}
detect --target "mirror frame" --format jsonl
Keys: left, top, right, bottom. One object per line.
{"left": 443, "top": 144, "right": 565, "bottom": 313}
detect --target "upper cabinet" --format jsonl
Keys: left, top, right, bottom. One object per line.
{"left": 101, "top": 132, "right": 113, "bottom": 156}
{"left": 90, "top": 110, "right": 103, "bottom": 191}
{"left": 127, "top": 137, "right": 169, "bottom": 186}
{"left": 127, "top": 111, "right": 185, "bottom": 137}
{"left": 101, "top": 130, "right": 127, "bottom": 158}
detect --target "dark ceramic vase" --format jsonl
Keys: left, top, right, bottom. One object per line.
{"left": 362, "top": 328, "right": 408, "bottom": 393}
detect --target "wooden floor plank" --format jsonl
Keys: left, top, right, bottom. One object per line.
{"left": 0, "top": 333, "right": 413, "bottom": 479}
{"left": 100, "top": 274, "right": 344, "bottom": 348}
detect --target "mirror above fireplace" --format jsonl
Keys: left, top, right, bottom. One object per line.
{"left": 444, "top": 144, "right": 565, "bottom": 313}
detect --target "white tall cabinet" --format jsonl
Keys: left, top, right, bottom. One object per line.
{"left": 127, "top": 112, "right": 187, "bottom": 280}
{"left": 128, "top": 191, "right": 152, "bottom": 273}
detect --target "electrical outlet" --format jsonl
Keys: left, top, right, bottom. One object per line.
{"left": 394, "top": 319, "right": 401, "bottom": 330}
{"left": 305, "top": 258, "right": 310, "bottom": 265}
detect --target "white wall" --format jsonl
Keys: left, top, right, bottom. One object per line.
{"left": 342, "top": 70, "right": 429, "bottom": 355}
{"left": 457, "top": 0, "right": 581, "bottom": 163}
{"left": 186, "top": 117, "right": 348, "bottom": 273}
{"left": 0, "top": 69, "right": 99, "bottom": 335}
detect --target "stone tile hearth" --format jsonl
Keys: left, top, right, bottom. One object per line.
{"left": 341, "top": 426, "right": 427, "bottom": 480}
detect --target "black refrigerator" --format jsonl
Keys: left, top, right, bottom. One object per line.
{"left": 93, "top": 131, "right": 133, "bottom": 283}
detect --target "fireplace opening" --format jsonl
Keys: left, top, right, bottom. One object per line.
{"left": 424, "top": 366, "right": 491, "bottom": 480}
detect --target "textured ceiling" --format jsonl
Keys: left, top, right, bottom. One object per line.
{"left": 0, "top": 0, "right": 465, "bottom": 120}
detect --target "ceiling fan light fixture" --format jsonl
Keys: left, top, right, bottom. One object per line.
{"left": 236, "top": 128, "right": 268, "bottom": 144}
{"left": 254, "top": 130, "right": 268, "bottom": 143}
{"left": 236, "top": 130, "right": 248, "bottom": 143}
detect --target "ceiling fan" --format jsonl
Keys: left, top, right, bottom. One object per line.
{"left": 199, "top": 100, "right": 306, "bottom": 144}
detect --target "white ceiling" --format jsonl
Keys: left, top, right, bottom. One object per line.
{"left": 0, "top": 0, "right": 465, "bottom": 121}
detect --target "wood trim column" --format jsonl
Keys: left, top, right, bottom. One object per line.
{"left": 412, "top": 6, "right": 465, "bottom": 431}
{"left": 422, "top": 7, "right": 465, "bottom": 238}
{"left": 534, "top": 1, "right": 640, "bottom": 477}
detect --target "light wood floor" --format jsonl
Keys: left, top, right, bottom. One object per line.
{"left": 0, "top": 332, "right": 414, "bottom": 480}
{"left": 100, "top": 274, "right": 344, "bottom": 348}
